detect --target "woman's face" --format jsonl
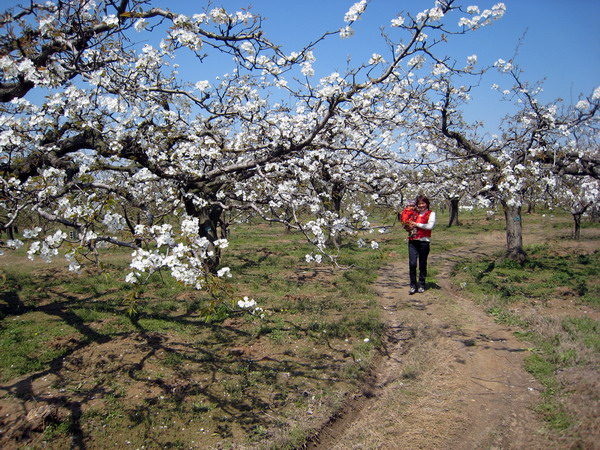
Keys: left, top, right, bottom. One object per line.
{"left": 417, "top": 201, "right": 427, "bottom": 211}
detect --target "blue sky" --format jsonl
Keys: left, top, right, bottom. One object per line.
{"left": 2, "top": 0, "right": 598, "bottom": 132}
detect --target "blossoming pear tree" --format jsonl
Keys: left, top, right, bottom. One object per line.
{"left": 546, "top": 173, "right": 599, "bottom": 240}
{"left": 413, "top": 61, "right": 599, "bottom": 262}
{"left": 0, "top": 0, "right": 507, "bottom": 291}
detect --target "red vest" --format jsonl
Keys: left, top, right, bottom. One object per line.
{"left": 412, "top": 210, "right": 432, "bottom": 240}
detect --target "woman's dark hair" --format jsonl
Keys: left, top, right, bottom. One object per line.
{"left": 415, "top": 195, "right": 430, "bottom": 209}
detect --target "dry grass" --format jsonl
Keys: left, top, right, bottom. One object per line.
{"left": 326, "top": 306, "right": 472, "bottom": 449}
{"left": 523, "top": 313, "right": 600, "bottom": 448}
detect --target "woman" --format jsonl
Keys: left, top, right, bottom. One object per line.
{"left": 407, "top": 195, "right": 436, "bottom": 294}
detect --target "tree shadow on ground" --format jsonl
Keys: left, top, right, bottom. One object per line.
{"left": 0, "top": 285, "right": 360, "bottom": 448}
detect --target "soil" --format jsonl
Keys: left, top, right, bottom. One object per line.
{"left": 308, "top": 229, "right": 597, "bottom": 450}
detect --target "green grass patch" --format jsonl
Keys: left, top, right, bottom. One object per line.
{"left": 0, "top": 313, "right": 78, "bottom": 381}
{"left": 454, "top": 247, "right": 599, "bottom": 305}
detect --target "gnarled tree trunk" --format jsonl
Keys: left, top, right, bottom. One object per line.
{"left": 502, "top": 202, "right": 527, "bottom": 263}
{"left": 572, "top": 213, "right": 582, "bottom": 240}
{"left": 447, "top": 197, "right": 460, "bottom": 227}
{"left": 328, "top": 183, "right": 345, "bottom": 248}
{"left": 184, "top": 197, "right": 224, "bottom": 273}
{"left": 571, "top": 202, "right": 591, "bottom": 240}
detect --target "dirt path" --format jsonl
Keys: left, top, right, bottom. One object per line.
{"left": 310, "top": 232, "right": 554, "bottom": 449}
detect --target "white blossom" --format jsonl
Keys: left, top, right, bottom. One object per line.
{"left": 217, "top": 267, "right": 232, "bottom": 278}
{"left": 301, "top": 62, "right": 314, "bottom": 77}
{"left": 432, "top": 64, "right": 449, "bottom": 75}
{"left": 23, "top": 227, "right": 42, "bottom": 238}
{"left": 344, "top": 0, "right": 367, "bottom": 23}
{"left": 391, "top": 15, "right": 405, "bottom": 27}
{"left": 213, "top": 239, "right": 229, "bottom": 249}
{"left": 339, "top": 25, "right": 355, "bottom": 39}
{"left": 180, "top": 217, "right": 199, "bottom": 236}
{"left": 369, "top": 54, "right": 384, "bottom": 65}
{"left": 238, "top": 296, "right": 257, "bottom": 309}
{"left": 65, "top": 251, "right": 81, "bottom": 272}
{"left": 407, "top": 55, "right": 425, "bottom": 69}
{"left": 102, "top": 212, "right": 126, "bottom": 232}
{"left": 134, "top": 19, "right": 148, "bottom": 31}
{"left": 125, "top": 272, "right": 139, "bottom": 284}
{"left": 102, "top": 15, "right": 119, "bottom": 27}
{"left": 210, "top": 8, "right": 229, "bottom": 24}
{"left": 195, "top": 80, "right": 210, "bottom": 91}
{"left": 7, "top": 239, "right": 23, "bottom": 249}
{"left": 428, "top": 7, "right": 444, "bottom": 21}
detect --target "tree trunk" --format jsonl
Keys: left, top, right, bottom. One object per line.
{"left": 571, "top": 203, "right": 591, "bottom": 239}
{"left": 572, "top": 213, "right": 582, "bottom": 240}
{"left": 184, "top": 198, "right": 223, "bottom": 273}
{"left": 0, "top": 225, "right": 16, "bottom": 240}
{"left": 448, "top": 197, "right": 460, "bottom": 227}
{"left": 527, "top": 201, "right": 535, "bottom": 214}
{"left": 502, "top": 202, "right": 527, "bottom": 263}
{"left": 326, "top": 182, "right": 344, "bottom": 248}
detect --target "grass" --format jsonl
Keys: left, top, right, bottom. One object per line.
{"left": 518, "top": 316, "right": 600, "bottom": 434}
{"left": 0, "top": 220, "right": 389, "bottom": 449}
{"left": 0, "top": 313, "right": 76, "bottom": 380}
{"left": 453, "top": 244, "right": 599, "bottom": 307}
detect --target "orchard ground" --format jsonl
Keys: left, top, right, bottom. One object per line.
{"left": 0, "top": 210, "right": 598, "bottom": 449}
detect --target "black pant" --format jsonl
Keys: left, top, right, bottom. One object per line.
{"left": 408, "top": 240, "right": 430, "bottom": 289}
